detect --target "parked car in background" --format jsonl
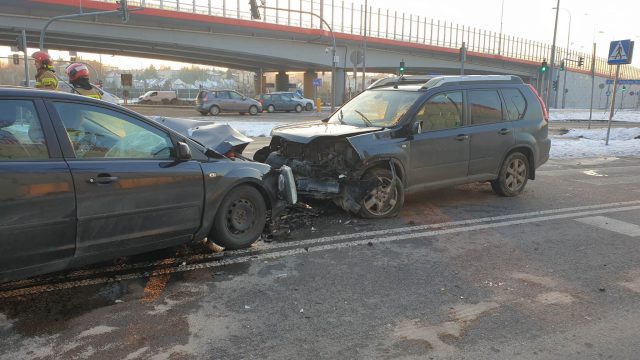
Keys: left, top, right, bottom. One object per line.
{"left": 195, "top": 90, "right": 262, "bottom": 116}
{"left": 271, "top": 91, "right": 316, "bottom": 111}
{"left": 0, "top": 87, "right": 296, "bottom": 282}
{"left": 138, "top": 90, "right": 178, "bottom": 104}
{"left": 255, "top": 75, "right": 550, "bottom": 219}
{"left": 257, "top": 93, "right": 305, "bottom": 113}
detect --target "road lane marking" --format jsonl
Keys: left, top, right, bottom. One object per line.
{"left": 576, "top": 176, "right": 640, "bottom": 186}
{"left": 537, "top": 165, "right": 640, "bottom": 177}
{"left": 575, "top": 216, "right": 640, "bottom": 237}
{"left": 1, "top": 204, "right": 639, "bottom": 299}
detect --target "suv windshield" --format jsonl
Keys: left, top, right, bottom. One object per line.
{"left": 328, "top": 90, "right": 421, "bottom": 127}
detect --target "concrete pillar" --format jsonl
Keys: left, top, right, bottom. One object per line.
{"left": 275, "top": 71, "right": 289, "bottom": 91}
{"left": 303, "top": 71, "right": 317, "bottom": 99}
{"left": 334, "top": 68, "right": 346, "bottom": 107}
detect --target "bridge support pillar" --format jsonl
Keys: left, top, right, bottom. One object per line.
{"left": 334, "top": 68, "right": 346, "bottom": 107}
{"left": 275, "top": 71, "right": 290, "bottom": 91}
{"left": 303, "top": 71, "right": 317, "bottom": 99}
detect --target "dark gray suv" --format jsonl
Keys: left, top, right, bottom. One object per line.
{"left": 254, "top": 75, "right": 551, "bottom": 218}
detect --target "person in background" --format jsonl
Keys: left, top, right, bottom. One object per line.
{"left": 31, "top": 51, "right": 59, "bottom": 91}
{"left": 65, "top": 63, "right": 102, "bottom": 100}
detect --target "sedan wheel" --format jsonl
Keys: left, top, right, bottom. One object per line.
{"left": 358, "top": 168, "right": 404, "bottom": 219}
{"left": 209, "top": 105, "right": 221, "bottom": 116}
{"left": 212, "top": 185, "right": 267, "bottom": 250}
{"left": 267, "top": 105, "right": 275, "bottom": 113}
{"left": 491, "top": 152, "right": 529, "bottom": 196}
{"left": 295, "top": 104, "right": 303, "bottom": 113}
{"left": 249, "top": 105, "right": 259, "bottom": 115}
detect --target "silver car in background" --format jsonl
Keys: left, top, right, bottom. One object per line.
{"left": 195, "top": 89, "right": 262, "bottom": 116}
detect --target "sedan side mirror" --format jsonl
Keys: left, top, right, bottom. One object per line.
{"left": 176, "top": 141, "right": 192, "bottom": 161}
{"left": 413, "top": 120, "right": 423, "bottom": 134}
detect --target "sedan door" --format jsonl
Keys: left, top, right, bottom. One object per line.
{"left": 48, "top": 101, "right": 205, "bottom": 259}
{"left": 408, "top": 91, "right": 470, "bottom": 188}
{"left": 0, "top": 98, "right": 76, "bottom": 280}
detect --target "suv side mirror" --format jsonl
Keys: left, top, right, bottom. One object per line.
{"left": 413, "top": 120, "right": 423, "bottom": 134}
{"left": 176, "top": 141, "right": 192, "bottom": 161}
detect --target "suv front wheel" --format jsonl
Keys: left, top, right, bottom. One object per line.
{"left": 358, "top": 168, "right": 404, "bottom": 219}
{"left": 492, "top": 152, "right": 529, "bottom": 196}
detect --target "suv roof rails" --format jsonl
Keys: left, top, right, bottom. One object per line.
{"left": 422, "top": 75, "right": 523, "bottom": 89}
{"left": 368, "top": 75, "right": 436, "bottom": 90}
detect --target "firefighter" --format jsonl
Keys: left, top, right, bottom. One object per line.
{"left": 65, "top": 63, "right": 102, "bottom": 99}
{"left": 32, "top": 51, "right": 59, "bottom": 90}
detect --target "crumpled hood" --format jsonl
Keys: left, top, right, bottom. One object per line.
{"left": 149, "top": 116, "right": 253, "bottom": 154}
{"left": 271, "top": 121, "right": 383, "bottom": 144}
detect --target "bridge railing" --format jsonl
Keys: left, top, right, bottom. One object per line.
{"left": 95, "top": 0, "right": 639, "bottom": 79}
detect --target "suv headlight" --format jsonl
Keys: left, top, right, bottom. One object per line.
{"left": 278, "top": 165, "right": 297, "bottom": 204}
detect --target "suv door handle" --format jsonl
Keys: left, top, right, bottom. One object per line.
{"left": 498, "top": 128, "right": 511, "bottom": 135}
{"left": 88, "top": 174, "right": 119, "bottom": 184}
{"left": 454, "top": 134, "right": 469, "bottom": 141}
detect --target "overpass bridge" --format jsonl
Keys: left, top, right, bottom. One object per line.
{"left": 0, "top": 0, "right": 638, "bottom": 106}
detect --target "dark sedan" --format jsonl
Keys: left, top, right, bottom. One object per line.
{"left": 0, "top": 87, "right": 296, "bottom": 282}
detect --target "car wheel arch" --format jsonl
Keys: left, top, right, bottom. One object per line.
{"left": 500, "top": 146, "right": 535, "bottom": 180}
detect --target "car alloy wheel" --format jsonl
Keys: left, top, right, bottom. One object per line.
{"left": 491, "top": 152, "right": 529, "bottom": 197}
{"left": 295, "top": 104, "right": 303, "bottom": 113}
{"left": 359, "top": 168, "right": 404, "bottom": 218}
{"left": 249, "top": 105, "right": 259, "bottom": 115}
{"left": 209, "top": 105, "right": 220, "bottom": 116}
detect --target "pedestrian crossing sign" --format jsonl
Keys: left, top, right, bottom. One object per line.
{"left": 608, "top": 40, "right": 634, "bottom": 65}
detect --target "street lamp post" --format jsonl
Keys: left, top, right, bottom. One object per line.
{"left": 554, "top": 7, "right": 572, "bottom": 109}
{"left": 497, "top": 0, "right": 504, "bottom": 56}
{"left": 545, "top": 0, "right": 561, "bottom": 108}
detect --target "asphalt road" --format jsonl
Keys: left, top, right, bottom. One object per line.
{"left": 1, "top": 156, "right": 640, "bottom": 359}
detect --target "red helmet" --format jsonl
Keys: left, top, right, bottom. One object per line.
{"left": 31, "top": 51, "right": 52, "bottom": 66}
{"left": 66, "top": 63, "right": 90, "bottom": 82}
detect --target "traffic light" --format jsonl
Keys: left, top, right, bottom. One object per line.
{"left": 559, "top": 60, "right": 565, "bottom": 71}
{"left": 552, "top": 80, "right": 558, "bottom": 91}
{"left": 116, "top": 0, "right": 129, "bottom": 22}
{"left": 540, "top": 59, "right": 547, "bottom": 73}
{"left": 15, "top": 36, "right": 25, "bottom": 52}
{"left": 249, "top": 0, "right": 261, "bottom": 19}
{"left": 578, "top": 56, "right": 584, "bottom": 67}
{"left": 399, "top": 61, "right": 405, "bottom": 75}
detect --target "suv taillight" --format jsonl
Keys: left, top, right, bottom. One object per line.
{"left": 527, "top": 84, "right": 548, "bottom": 124}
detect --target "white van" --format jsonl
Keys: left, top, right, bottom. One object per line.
{"left": 138, "top": 90, "right": 178, "bottom": 104}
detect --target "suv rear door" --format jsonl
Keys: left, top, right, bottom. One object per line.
{"left": 465, "top": 88, "right": 516, "bottom": 177}
{"left": 47, "top": 101, "right": 205, "bottom": 260}
{"left": 0, "top": 98, "right": 76, "bottom": 280}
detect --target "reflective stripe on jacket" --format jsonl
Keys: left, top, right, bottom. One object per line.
{"left": 35, "top": 70, "right": 59, "bottom": 90}
{"left": 74, "top": 86, "right": 102, "bottom": 100}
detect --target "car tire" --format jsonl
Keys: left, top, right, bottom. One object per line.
{"left": 211, "top": 185, "right": 267, "bottom": 250}
{"left": 249, "top": 105, "right": 259, "bottom": 115}
{"left": 491, "top": 152, "right": 529, "bottom": 197}
{"left": 358, "top": 168, "right": 404, "bottom": 219}
{"left": 305, "top": 103, "right": 313, "bottom": 111}
{"left": 267, "top": 105, "right": 275, "bottom": 113}
{"left": 209, "top": 105, "right": 221, "bottom": 116}
{"left": 295, "top": 104, "right": 303, "bottom": 113}
{"left": 162, "top": 98, "right": 170, "bottom": 105}
{"left": 170, "top": 98, "right": 178, "bottom": 105}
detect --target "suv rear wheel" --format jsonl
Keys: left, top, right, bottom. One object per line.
{"left": 491, "top": 152, "right": 529, "bottom": 196}
{"left": 358, "top": 168, "right": 404, "bottom": 219}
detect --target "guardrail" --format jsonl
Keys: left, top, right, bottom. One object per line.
{"left": 91, "top": 0, "right": 639, "bottom": 79}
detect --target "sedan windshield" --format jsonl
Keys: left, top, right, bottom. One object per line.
{"left": 328, "top": 90, "right": 421, "bottom": 127}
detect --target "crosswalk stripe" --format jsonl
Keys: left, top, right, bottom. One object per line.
{"left": 575, "top": 216, "right": 640, "bottom": 237}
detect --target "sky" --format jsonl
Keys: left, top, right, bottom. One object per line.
{"left": 1, "top": 0, "right": 639, "bottom": 70}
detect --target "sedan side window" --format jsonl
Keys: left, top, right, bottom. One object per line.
{"left": 469, "top": 90, "right": 503, "bottom": 125}
{"left": 53, "top": 102, "right": 174, "bottom": 160}
{"left": 0, "top": 100, "right": 49, "bottom": 160}
{"left": 415, "top": 91, "right": 463, "bottom": 132}
{"left": 229, "top": 92, "right": 243, "bottom": 100}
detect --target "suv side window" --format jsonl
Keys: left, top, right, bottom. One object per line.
{"left": 0, "top": 100, "right": 49, "bottom": 160}
{"left": 415, "top": 91, "right": 463, "bottom": 131}
{"left": 502, "top": 88, "right": 528, "bottom": 121}
{"left": 469, "top": 90, "right": 503, "bottom": 125}
{"left": 53, "top": 102, "right": 174, "bottom": 160}
{"left": 217, "top": 91, "right": 230, "bottom": 99}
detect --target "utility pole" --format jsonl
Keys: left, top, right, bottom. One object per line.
{"left": 588, "top": 43, "right": 596, "bottom": 129}
{"left": 545, "top": 0, "right": 561, "bottom": 107}
{"left": 21, "top": 30, "right": 29, "bottom": 86}
{"left": 361, "top": 0, "right": 367, "bottom": 91}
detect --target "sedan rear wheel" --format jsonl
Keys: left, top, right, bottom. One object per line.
{"left": 358, "top": 168, "right": 404, "bottom": 219}
{"left": 295, "top": 104, "right": 303, "bottom": 113}
{"left": 249, "top": 105, "right": 259, "bottom": 115}
{"left": 491, "top": 152, "right": 529, "bottom": 196}
{"left": 212, "top": 185, "right": 267, "bottom": 250}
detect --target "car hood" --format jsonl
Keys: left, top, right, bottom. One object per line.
{"left": 271, "top": 121, "right": 383, "bottom": 144}
{"left": 149, "top": 116, "right": 253, "bottom": 154}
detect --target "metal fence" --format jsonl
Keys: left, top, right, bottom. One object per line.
{"left": 94, "top": 0, "right": 639, "bottom": 79}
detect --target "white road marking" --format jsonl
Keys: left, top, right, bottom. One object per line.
{"left": 575, "top": 216, "right": 640, "bottom": 237}
{"left": 577, "top": 176, "right": 640, "bottom": 186}
{"left": 1, "top": 203, "right": 639, "bottom": 298}
{"left": 537, "top": 165, "right": 640, "bottom": 177}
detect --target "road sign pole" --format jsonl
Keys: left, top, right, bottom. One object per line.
{"left": 21, "top": 29, "right": 29, "bottom": 87}
{"left": 605, "top": 64, "right": 620, "bottom": 146}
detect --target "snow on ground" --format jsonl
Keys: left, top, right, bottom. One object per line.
{"left": 550, "top": 127, "right": 640, "bottom": 159}
{"left": 550, "top": 109, "right": 640, "bottom": 122}
{"left": 209, "top": 121, "right": 279, "bottom": 137}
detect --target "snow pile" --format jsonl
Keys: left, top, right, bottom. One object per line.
{"left": 551, "top": 127, "right": 640, "bottom": 159}
{"left": 550, "top": 109, "right": 640, "bottom": 123}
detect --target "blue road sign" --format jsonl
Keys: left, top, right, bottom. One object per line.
{"left": 605, "top": 79, "right": 640, "bottom": 85}
{"left": 313, "top": 78, "right": 322, "bottom": 87}
{"left": 608, "top": 40, "right": 634, "bottom": 65}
